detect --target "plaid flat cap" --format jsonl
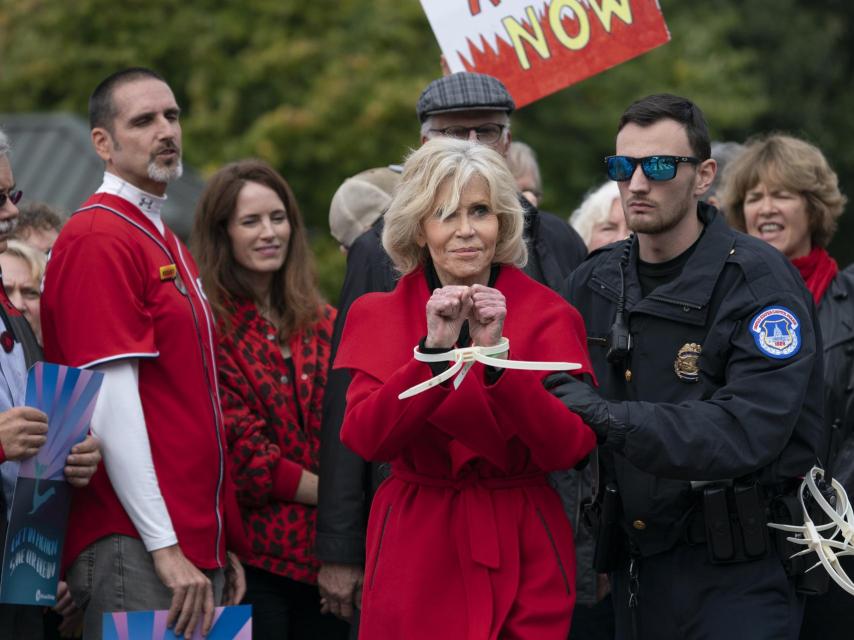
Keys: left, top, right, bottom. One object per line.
{"left": 416, "top": 72, "right": 515, "bottom": 122}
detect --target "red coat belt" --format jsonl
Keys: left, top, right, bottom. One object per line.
{"left": 392, "top": 466, "right": 548, "bottom": 569}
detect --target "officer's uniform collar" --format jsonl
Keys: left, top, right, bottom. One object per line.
{"left": 590, "top": 202, "right": 734, "bottom": 316}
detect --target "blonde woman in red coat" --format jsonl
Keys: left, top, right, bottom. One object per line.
{"left": 336, "top": 138, "right": 597, "bottom": 639}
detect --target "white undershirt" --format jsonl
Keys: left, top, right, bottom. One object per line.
{"left": 97, "top": 172, "right": 166, "bottom": 235}
{"left": 90, "top": 360, "right": 177, "bottom": 550}
{"left": 89, "top": 173, "right": 176, "bottom": 551}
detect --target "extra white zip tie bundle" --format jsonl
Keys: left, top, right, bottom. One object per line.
{"left": 768, "top": 466, "right": 854, "bottom": 595}
{"left": 398, "top": 337, "right": 581, "bottom": 399}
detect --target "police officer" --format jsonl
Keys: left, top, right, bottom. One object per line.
{"left": 550, "top": 94, "right": 825, "bottom": 639}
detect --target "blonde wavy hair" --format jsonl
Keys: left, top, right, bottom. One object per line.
{"left": 4, "top": 239, "right": 46, "bottom": 283}
{"left": 721, "top": 133, "right": 846, "bottom": 248}
{"left": 382, "top": 137, "right": 526, "bottom": 275}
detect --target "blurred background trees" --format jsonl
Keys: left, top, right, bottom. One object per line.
{"left": 1, "top": 0, "right": 852, "bottom": 299}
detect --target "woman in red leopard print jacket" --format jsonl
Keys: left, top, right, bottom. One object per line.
{"left": 192, "top": 159, "right": 348, "bottom": 639}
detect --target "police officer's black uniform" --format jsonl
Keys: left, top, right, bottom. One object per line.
{"left": 559, "top": 203, "right": 825, "bottom": 640}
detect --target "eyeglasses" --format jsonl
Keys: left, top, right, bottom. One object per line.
{"left": 428, "top": 124, "right": 506, "bottom": 144}
{"left": 605, "top": 155, "right": 699, "bottom": 182}
{"left": 0, "top": 189, "right": 22, "bottom": 209}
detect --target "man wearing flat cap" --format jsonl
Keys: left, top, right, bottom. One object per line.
{"left": 416, "top": 72, "right": 586, "bottom": 283}
{"left": 317, "top": 71, "right": 587, "bottom": 633}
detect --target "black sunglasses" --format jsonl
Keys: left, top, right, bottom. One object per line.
{"left": 605, "top": 155, "right": 699, "bottom": 182}
{"left": 0, "top": 189, "right": 22, "bottom": 208}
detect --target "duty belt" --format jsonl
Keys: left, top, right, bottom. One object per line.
{"left": 684, "top": 482, "right": 771, "bottom": 563}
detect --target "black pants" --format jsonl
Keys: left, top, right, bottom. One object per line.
{"left": 243, "top": 566, "right": 350, "bottom": 640}
{"left": 610, "top": 544, "right": 803, "bottom": 640}
{"left": 799, "top": 555, "right": 854, "bottom": 639}
{"left": 569, "top": 593, "right": 616, "bottom": 640}
{"left": 43, "top": 610, "right": 63, "bottom": 640}
{"left": 0, "top": 603, "right": 43, "bottom": 640}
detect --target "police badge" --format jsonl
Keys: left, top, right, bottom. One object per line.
{"left": 674, "top": 342, "right": 702, "bottom": 382}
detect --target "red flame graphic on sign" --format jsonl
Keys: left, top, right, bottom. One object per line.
{"left": 459, "top": 1, "right": 670, "bottom": 107}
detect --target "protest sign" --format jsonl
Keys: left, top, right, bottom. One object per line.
{"left": 103, "top": 605, "right": 252, "bottom": 640}
{"left": 421, "top": 0, "right": 670, "bottom": 107}
{"left": 0, "top": 363, "right": 103, "bottom": 606}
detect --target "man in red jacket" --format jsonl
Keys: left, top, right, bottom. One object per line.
{"left": 41, "top": 68, "right": 245, "bottom": 640}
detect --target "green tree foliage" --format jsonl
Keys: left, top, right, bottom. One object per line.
{"left": 0, "top": 0, "right": 438, "bottom": 220}
{"left": 1, "top": 0, "right": 852, "bottom": 298}
{"left": 719, "top": 0, "right": 854, "bottom": 263}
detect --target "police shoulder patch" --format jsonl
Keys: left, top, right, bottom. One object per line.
{"left": 749, "top": 306, "right": 801, "bottom": 359}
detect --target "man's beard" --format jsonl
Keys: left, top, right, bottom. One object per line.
{"left": 626, "top": 187, "right": 695, "bottom": 236}
{"left": 147, "top": 156, "right": 183, "bottom": 184}
{"left": 0, "top": 217, "right": 18, "bottom": 236}
{"left": 627, "top": 204, "right": 686, "bottom": 235}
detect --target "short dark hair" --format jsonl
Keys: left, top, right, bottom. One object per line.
{"left": 618, "top": 94, "right": 711, "bottom": 161}
{"left": 89, "top": 67, "right": 166, "bottom": 131}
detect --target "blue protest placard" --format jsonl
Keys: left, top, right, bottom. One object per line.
{"left": 103, "top": 605, "right": 252, "bottom": 639}
{"left": 0, "top": 363, "right": 103, "bottom": 606}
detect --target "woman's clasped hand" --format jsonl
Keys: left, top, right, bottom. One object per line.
{"left": 425, "top": 284, "right": 506, "bottom": 349}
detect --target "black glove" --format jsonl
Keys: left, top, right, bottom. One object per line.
{"left": 545, "top": 373, "right": 626, "bottom": 446}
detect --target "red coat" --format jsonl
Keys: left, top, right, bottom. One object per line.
{"left": 336, "top": 266, "right": 596, "bottom": 640}
{"left": 217, "top": 300, "right": 336, "bottom": 583}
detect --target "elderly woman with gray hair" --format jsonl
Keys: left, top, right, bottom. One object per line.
{"left": 335, "top": 137, "right": 595, "bottom": 639}
{"left": 569, "top": 180, "right": 628, "bottom": 252}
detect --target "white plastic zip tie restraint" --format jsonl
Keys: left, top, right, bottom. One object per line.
{"left": 767, "top": 466, "right": 854, "bottom": 595}
{"left": 398, "top": 337, "right": 582, "bottom": 400}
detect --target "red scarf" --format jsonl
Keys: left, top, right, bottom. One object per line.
{"left": 792, "top": 246, "right": 838, "bottom": 304}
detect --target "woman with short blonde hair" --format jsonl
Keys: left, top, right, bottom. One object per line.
{"left": 337, "top": 137, "right": 595, "bottom": 639}
{"left": 0, "top": 239, "right": 46, "bottom": 343}
{"left": 382, "top": 138, "right": 527, "bottom": 274}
